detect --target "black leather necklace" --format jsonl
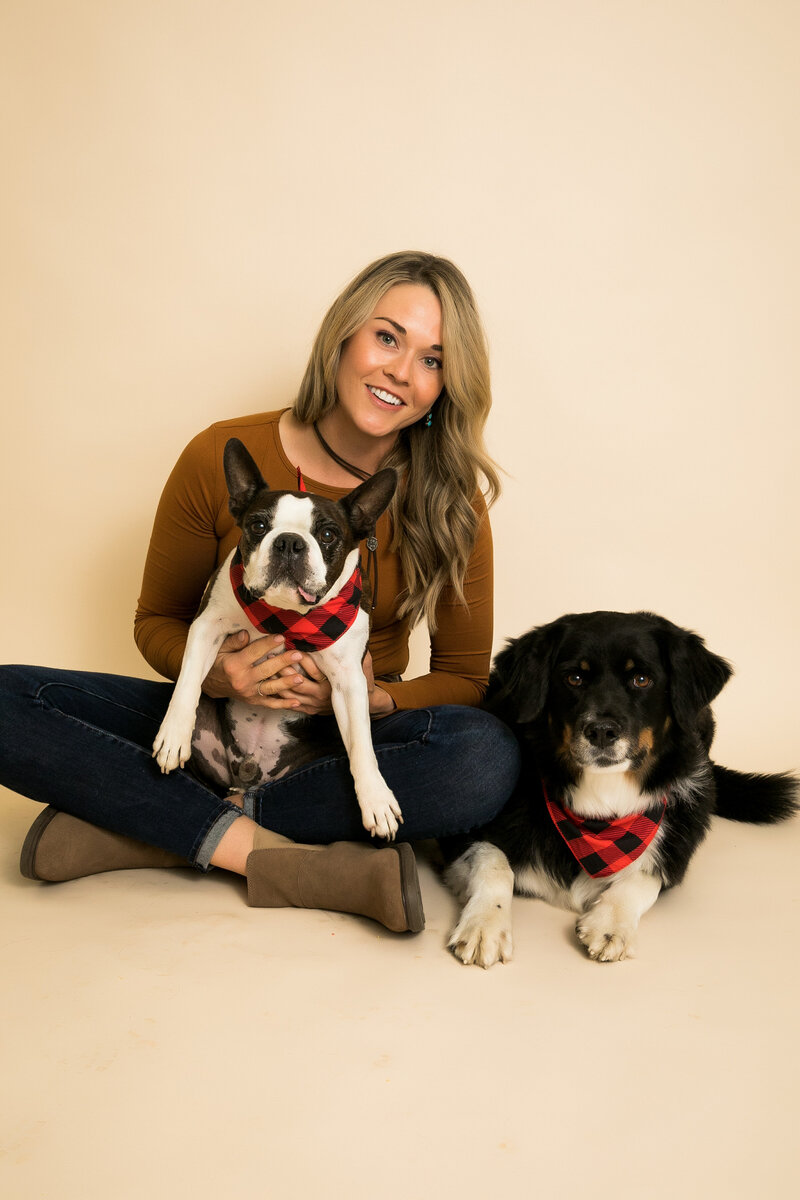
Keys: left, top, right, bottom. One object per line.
{"left": 312, "top": 422, "right": 371, "bottom": 482}
{"left": 312, "top": 422, "right": 380, "bottom": 610}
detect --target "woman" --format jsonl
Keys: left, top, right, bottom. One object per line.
{"left": 0, "top": 251, "right": 520, "bottom": 933}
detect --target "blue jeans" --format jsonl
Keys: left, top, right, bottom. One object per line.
{"left": 0, "top": 665, "right": 520, "bottom": 869}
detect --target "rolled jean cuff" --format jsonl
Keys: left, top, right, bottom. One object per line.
{"left": 242, "top": 789, "right": 258, "bottom": 821}
{"left": 194, "top": 808, "right": 244, "bottom": 871}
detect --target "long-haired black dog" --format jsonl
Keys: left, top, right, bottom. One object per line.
{"left": 443, "top": 611, "right": 797, "bottom": 967}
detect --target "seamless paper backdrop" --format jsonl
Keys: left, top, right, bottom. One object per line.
{"left": 1, "top": 0, "right": 797, "bottom": 771}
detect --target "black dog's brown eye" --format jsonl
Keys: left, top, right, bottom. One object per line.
{"left": 249, "top": 519, "right": 267, "bottom": 537}
{"left": 566, "top": 673, "right": 584, "bottom": 688}
{"left": 320, "top": 528, "right": 338, "bottom": 545}
{"left": 632, "top": 674, "right": 652, "bottom": 689}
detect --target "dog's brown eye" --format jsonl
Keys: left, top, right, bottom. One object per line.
{"left": 632, "top": 674, "right": 652, "bottom": 689}
{"left": 320, "top": 528, "right": 338, "bottom": 545}
{"left": 566, "top": 673, "right": 584, "bottom": 688}
{"left": 249, "top": 519, "right": 266, "bottom": 537}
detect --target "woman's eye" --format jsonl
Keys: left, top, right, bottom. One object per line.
{"left": 422, "top": 356, "right": 442, "bottom": 370}
{"left": 377, "top": 330, "right": 396, "bottom": 347}
{"left": 632, "top": 674, "right": 653, "bottom": 689}
{"left": 566, "top": 673, "right": 584, "bottom": 688}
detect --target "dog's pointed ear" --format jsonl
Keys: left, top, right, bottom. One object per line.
{"left": 662, "top": 622, "right": 733, "bottom": 730}
{"left": 340, "top": 469, "right": 397, "bottom": 540}
{"left": 487, "top": 621, "right": 563, "bottom": 726}
{"left": 223, "top": 438, "right": 268, "bottom": 522}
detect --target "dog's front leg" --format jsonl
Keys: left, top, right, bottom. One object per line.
{"left": 152, "top": 615, "right": 231, "bottom": 774}
{"left": 575, "top": 869, "right": 662, "bottom": 962}
{"left": 445, "top": 842, "right": 515, "bottom": 968}
{"left": 326, "top": 662, "right": 403, "bottom": 841}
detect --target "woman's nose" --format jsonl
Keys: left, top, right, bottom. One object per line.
{"left": 385, "top": 349, "right": 413, "bottom": 384}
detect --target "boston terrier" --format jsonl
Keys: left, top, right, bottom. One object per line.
{"left": 152, "top": 437, "right": 403, "bottom": 840}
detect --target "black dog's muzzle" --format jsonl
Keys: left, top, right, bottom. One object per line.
{"left": 573, "top": 714, "right": 633, "bottom": 768}
{"left": 580, "top": 716, "right": 624, "bottom": 750}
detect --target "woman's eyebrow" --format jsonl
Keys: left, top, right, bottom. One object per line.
{"left": 373, "top": 316, "right": 442, "bottom": 352}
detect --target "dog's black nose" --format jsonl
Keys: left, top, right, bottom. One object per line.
{"left": 583, "top": 719, "right": 622, "bottom": 749}
{"left": 274, "top": 534, "right": 306, "bottom": 558}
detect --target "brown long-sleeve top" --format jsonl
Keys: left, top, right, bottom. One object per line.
{"left": 134, "top": 410, "right": 493, "bottom": 710}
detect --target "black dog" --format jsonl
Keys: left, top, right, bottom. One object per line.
{"left": 443, "top": 611, "right": 797, "bottom": 967}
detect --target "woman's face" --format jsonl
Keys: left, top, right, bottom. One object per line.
{"left": 334, "top": 283, "right": 443, "bottom": 442}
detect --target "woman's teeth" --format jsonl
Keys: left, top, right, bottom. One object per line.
{"left": 368, "top": 386, "right": 402, "bottom": 406}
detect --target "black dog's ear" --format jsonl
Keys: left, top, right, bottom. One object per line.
{"left": 223, "top": 438, "right": 268, "bottom": 522}
{"left": 487, "top": 621, "right": 563, "bottom": 725}
{"left": 340, "top": 469, "right": 397, "bottom": 540}
{"left": 664, "top": 624, "right": 733, "bottom": 730}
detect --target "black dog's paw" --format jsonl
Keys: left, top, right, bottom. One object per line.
{"left": 576, "top": 906, "right": 637, "bottom": 963}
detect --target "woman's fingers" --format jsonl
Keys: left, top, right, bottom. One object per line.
{"left": 217, "top": 630, "right": 248, "bottom": 653}
{"left": 204, "top": 632, "right": 306, "bottom": 703}
{"left": 251, "top": 670, "right": 305, "bottom": 708}
{"left": 293, "top": 653, "right": 327, "bottom": 683}
{"left": 245, "top": 647, "right": 305, "bottom": 706}
{"left": 271, "top": 652, "right": 332, "bottom": 715}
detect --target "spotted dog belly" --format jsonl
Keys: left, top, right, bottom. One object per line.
{"left": 190, "top": 696, "right": 302, "bottom": 791}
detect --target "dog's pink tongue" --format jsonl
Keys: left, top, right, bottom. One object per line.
{"left": 298, "top": 586, "right": 317, "bottom": 604}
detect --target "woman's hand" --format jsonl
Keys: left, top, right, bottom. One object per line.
{"left": 202, "top": 631, "right": 306, "bottom": 708}
{"left": 273, "top": 650, "right": 397, "bottom": 718}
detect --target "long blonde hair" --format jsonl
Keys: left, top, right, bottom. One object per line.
{"left": 294, "top": 251, "right": 499, "bottom": 631}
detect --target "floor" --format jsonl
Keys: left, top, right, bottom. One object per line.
{"left": 2, "top": 786, "right": 798, "bottom": 1200}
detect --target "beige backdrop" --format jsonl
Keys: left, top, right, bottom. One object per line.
{"left": 2, "top": 7, "right": 800, "bottom": 1199}
{"left": 1, "top": 0, "right": 797, "bottom": 776}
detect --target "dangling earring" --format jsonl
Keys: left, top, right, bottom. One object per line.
{"left": 425, "top": 409, "right": 433, "bottom": 428}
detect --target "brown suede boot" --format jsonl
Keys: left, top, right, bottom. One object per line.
{"left": 20, "top": 807, "right": 188, "bottom": 882}
{"left": 246, "top": 841, "right": 425, "bottom": 933}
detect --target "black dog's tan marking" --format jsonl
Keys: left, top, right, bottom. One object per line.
{"left": 442, "top": 611, "right": 798, "bottom": 968}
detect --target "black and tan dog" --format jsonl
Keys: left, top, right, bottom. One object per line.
{"left": 443, "top": 611, "right": 797, "bottom": 967}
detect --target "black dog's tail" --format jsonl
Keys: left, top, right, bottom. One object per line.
{"left": 712, "top": 764, "right": 798, "bottom": 824}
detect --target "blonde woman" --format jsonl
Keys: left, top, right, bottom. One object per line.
{"left": 2, "top": 252, "right": 520, "bottom": 933}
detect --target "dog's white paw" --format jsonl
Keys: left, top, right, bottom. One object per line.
{"left": 449, "top": 909, "right": 513, "bottom": 969}
{"left": 359, "top": 785, "right": 403, "bottom": 841}
{"left": 576, "top": 907, "right": 637, "bottom": 963}
{"left": 152, "top": 720, "right": 193, "bottom": 774}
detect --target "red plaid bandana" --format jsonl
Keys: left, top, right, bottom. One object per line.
{"left": 543, "top": 781, "right": 666, "bottom": 877}
{"left": 230, "top": 549, "right": 362, "bottom": 652}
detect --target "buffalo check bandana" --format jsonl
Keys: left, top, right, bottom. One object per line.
{"left": 543, "top": 781, "right": 666, "bottom": 877}
{"left": 229, "top": 549, "right": 362, "bottom": 652}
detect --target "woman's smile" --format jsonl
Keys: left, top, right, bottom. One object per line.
{"left": 333, "top": 282, "right": 444, "bottom": 444}
{"left": 366, "top": 384, "right": 405, "bottom": 409}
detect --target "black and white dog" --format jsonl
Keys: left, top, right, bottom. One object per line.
{"left": 153, "top": 438, "right": 402, "bottom": 840}
{"left": 443, "top": 611, "right": 797, "bottom": 967}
